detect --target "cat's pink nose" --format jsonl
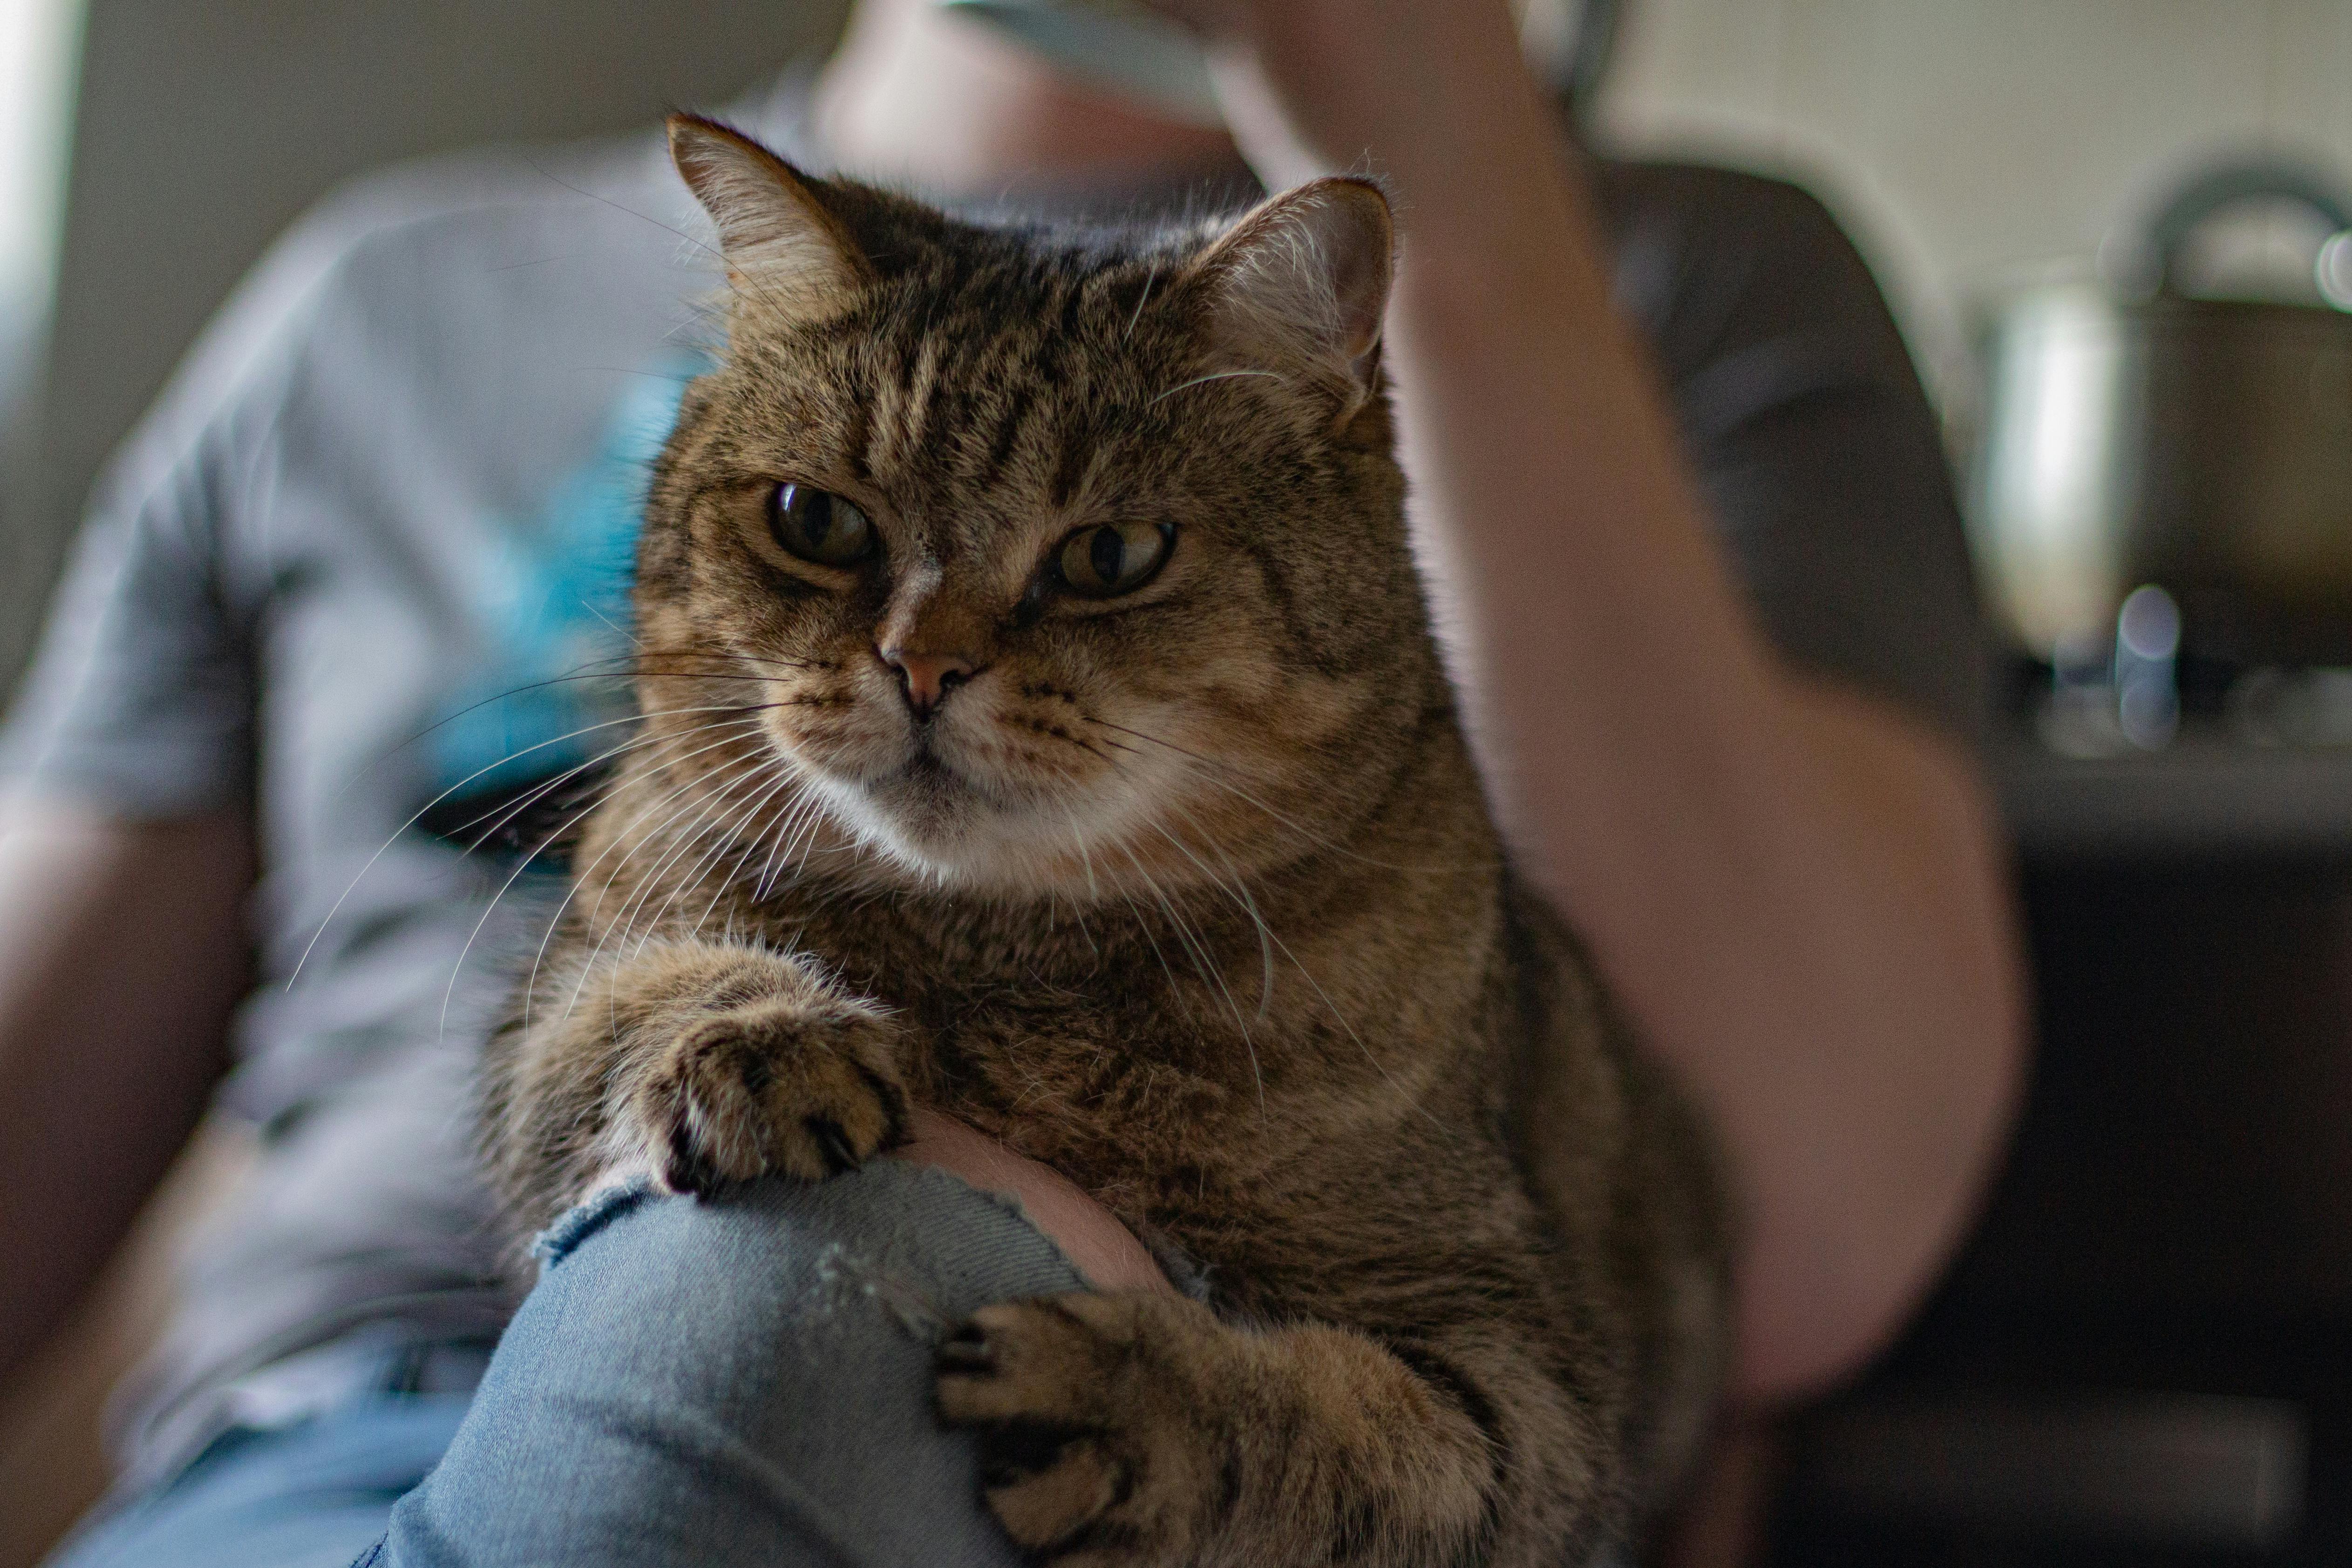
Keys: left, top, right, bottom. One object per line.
{"left": 879, "top": 647, "right": 979, "bottom": 719}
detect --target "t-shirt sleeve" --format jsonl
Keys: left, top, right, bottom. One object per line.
{"left": 1598, "top": 160, "right": 1990, "bottom": 743}
{"left": 0, "top": 205, "right": 341, "bottom": 819}
{"left": 0, "top": 461, "right": 256, "bottom": 816}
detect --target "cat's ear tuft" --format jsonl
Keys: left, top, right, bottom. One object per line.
{"left": 667, "top": 114, "right": 866, "bottom": 319}
{"left": 1183, "top": 177, "right": 1395, "bottom": 421}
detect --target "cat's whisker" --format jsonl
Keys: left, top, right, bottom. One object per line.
{"left": 575, "top": 594, "right": 640, "bottom": 652}
{"left": 431, "top": 718, "right": 774, "bottom": 1027}
{"left": 779, "top": 787, "right": 843, "bottom": 884}
{"left": 522, "top": 745, "right": 753, "bottom": 1027}
{"left": 427, "top": 733, "right": 650, "bottom": 867}
{"left": 1138, "top": 790, "right": 1444, "bottom": 1128}
{"left": 1262, "top": 913, "right": 1449, "bottom": 1136}
{"left": 1088, "top": 720, "right": 1441, "bottom": 1129}
{"left": 1152, "top": 804, "right": 1279, "bottom": 1025}
{"left": 1145, "top": 367, "right": 1283, "bottom": 409}
{"left": 560, "top": 753, "right": 773, "bottom": 1026}
{"left": 1112, "top": 839, "right": 1267, "bottom": 1132}
{"left": 402, "top": 672, "right": 782, "bottom": 788}
{"left": 1047, "top": 803, "right": 1102, "bottom": 961}
{"left": 629, "top": 767, "right": 773, "bottom": 953}
{"left": 604, "top": 746, "right": 780, "bottom": 963}
{"left": 675, "top": 755, "right": 806, "bottom": 945}
{"left": 293, "top": 701, "right": 777, "bottom": 989}
{"left": 751, "top": 787, "right": 821, "bottom": 903}
{"left": 1105, "top": 864, "right": 1191, "bottom": 1033}
{"left": 328, "top": 654, "right": 626, "bottom": 808}
{"left": 638, "top": 741, "right": 807, "bottom": 934}
{"left": 442, "top": 711, "right": 773, "bottom": 859}
{"left": 1124, "top": 262, "right": 1158, "bottom": 342}
{"left": 1083, "top": 716, "right": 1446, "bottom": 876}
{"left": 435, "top": 760, "right": 633, "bottom": 1043}
{"left": 385, "top": 669, "right": 686, "bottom": 762}
{"left": 640, "top": 748, "right": 795, "bottom": 934}
{"left": 1083, "top": 733, "right": 1145, "bottom": 760}
{"left": 757, "top": 785, "right": 836, "bottom": 903}
{"left": 529, "top": 728, "right": 778, "bottom": 1030}
{"left": 439, "top": 753, "right": 613, "bottom": 859}
{"left": 645, "top": 649, "right": 834, "bottom": 679}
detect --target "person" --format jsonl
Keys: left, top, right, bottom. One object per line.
{"left": 0, "top": 0, "right": 2026, "bottom": 1562}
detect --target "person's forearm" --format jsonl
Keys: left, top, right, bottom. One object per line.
{"left": 1195, "top": 0, "right": 2027, "bottom": 1402}
{"left": 1398, "top": 88, "right": 2021, "bottom": 1405}
{"left": 0, "top": 801, "right": 252, "bottom": 1387}
{"left": 890, "top": 1109, "right": 1174, "bottom": 1296}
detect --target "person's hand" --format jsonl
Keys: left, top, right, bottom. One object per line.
{"left": 1136, "top": 0, "right": 1554, "bottom": 217}
{"left": 887, "top": 1109, "right": 1175, "bottom": 1296}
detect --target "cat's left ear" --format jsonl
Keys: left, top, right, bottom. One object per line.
{"left": 667, "top": 113, "right": 869, "bottom": 320}
{"left": 1182, "top": 177, "right": 1395, "bottom": 424}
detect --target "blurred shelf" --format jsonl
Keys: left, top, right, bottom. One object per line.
{"left": 1996, "top": 734, "right": 2352, "bottom": 859}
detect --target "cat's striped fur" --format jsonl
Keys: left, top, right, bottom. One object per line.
{"left": 480, "top": 115, "right": 1729, "bottom": 1566}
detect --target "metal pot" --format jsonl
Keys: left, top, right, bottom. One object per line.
{"left": 1971, "top": 158, "right": 2352, "bottom": 671}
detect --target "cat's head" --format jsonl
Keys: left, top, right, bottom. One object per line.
{"left": 637, "top": 116, "right": 1448, "bottom": 902}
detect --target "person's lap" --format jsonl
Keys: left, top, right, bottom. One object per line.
{"left": 41, "top": 1397, "right": 470, "bottom": 1568}
{"left": 46, "top": 1162, "right": 1085, "bottom": 1568}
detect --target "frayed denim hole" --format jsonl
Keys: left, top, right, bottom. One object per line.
{"left": 531, "top": 1176, "right": 660, "bottom": 1272}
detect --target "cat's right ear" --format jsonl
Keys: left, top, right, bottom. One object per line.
{"left": 1180, "top": 177, "right": 1396, "bottom": 425}
{"left": 667, "top": 114, "right": 868, "bottom": 319}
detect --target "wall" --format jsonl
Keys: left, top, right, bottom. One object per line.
{"left": 13, "top": 1, "right": 2351, "bottom": 699}
{"left": 1593, "top": 0, "right": 2352, "bottom": 424}
{"left": 1, "top": 0, "right": 850, "bottom": 700}
{"left": 0, "top": 0, "right": 82, "bottom": 413}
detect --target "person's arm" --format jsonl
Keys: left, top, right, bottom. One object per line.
{"left": 890, "top": 1110, "right": 1175, "bottom": 1295}
{"left": 1160, "top": 0, "right": 2026, "bottom": 1404}
{"left": 0, "top": 799, "right": 253, "bottom": 1389}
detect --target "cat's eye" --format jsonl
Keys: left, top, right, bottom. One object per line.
{"left": 1056, "top": 522, "right": 1173, "bottom": 599}
{"left": 768, "top": 482, "right": 874, "bottom": 567}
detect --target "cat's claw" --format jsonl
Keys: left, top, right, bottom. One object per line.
{"left": 936, "top": 1293, "right": 1219, "bottom": 1567}
{"left": 663, "top": 1120, "right": 724, "bottom": 1198}
{"left": 809, "top": 1117, "right": 862, "bottom": 1174}
{"left": 632, "top": 996, "right": 909, "bottom": 1194}
{"left": 937, "top": 1321, "right": 996, "bottom": 1372}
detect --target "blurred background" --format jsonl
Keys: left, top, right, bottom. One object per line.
{"left": 4, "top": 1, "right": 2352, "bottom": 1564}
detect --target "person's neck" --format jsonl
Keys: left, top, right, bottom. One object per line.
{"left": 811, "top": 0, "right": 1241, "bottom": 196}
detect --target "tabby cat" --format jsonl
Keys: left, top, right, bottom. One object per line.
{"left": 480, "top": 113, "right": 1730, "bottom": 1567}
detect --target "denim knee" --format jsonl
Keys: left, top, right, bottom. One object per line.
{"left": 373, "top": 1162, "right": 1089, "bottom": 1568}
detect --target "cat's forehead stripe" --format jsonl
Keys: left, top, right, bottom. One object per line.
{"left": 850, "top": 272, "right": 1121, "bottom": 526}
{"left": 1047, "top": 409, "right": 1095, "bottom": 514}
{"left": 843, "top": 389, "right": 873, "bottom": 486}
{"left": 975, "top": 380, "right": 1033, "bottom": 490}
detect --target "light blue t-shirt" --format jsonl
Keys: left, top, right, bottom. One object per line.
{"left": 0, "top": 89, "right": 803, "bottom": 1479}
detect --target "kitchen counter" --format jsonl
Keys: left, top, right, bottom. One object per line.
{"left": 1995, "top": 733, "right": 2352, "bottom": 859}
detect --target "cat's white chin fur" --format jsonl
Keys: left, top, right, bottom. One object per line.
{"left": 802, "top": 752, "right": 1184, "bottom": 902}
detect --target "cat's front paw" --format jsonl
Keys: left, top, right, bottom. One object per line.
{"left": 935, "top": 1293, "right": 1222, "bottom": 1567}
{"left": 628, "top": 995, "right": 910, "bottom": 1195}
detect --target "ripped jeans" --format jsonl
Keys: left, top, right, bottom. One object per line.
{"left": 48, "top": 1164, "right": 1087, "bottom": 1568}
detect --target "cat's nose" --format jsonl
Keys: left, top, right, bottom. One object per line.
{"left": 879, "top": 646, "right": 979, "bottom": 719}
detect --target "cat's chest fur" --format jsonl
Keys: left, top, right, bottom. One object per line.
{"left": 746, "top": 863, "right": 1513, "bottom": 1223}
